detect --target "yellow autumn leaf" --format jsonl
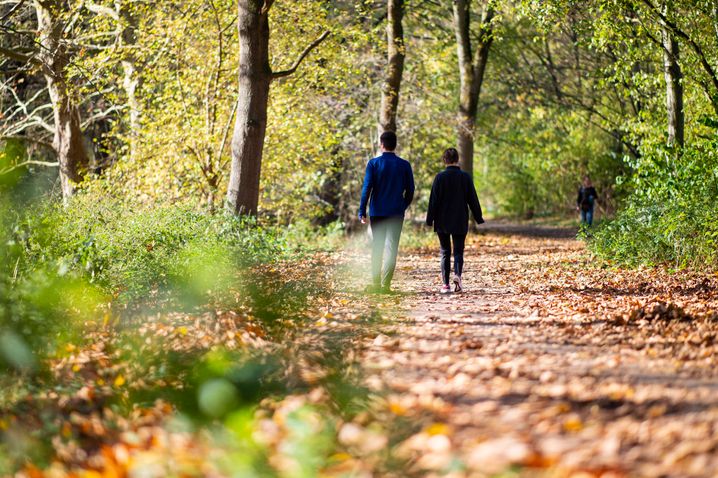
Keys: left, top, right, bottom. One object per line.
{"left": 79, "top": 470, "right": 103, "bottom": 478}
{"left": 114, "top": 375, "right": 126, "bottom": 387}
{"left": 388, "top": 401, "right": 408, "bottom": 416}
{"left": 563, "top": 417, "right": 583, "bottom": 432}
{"left": 329, "top": 452, "right": 352, "bottom": 462}
{"left": 425, "top": 423, "right": 451, "bottom": 436}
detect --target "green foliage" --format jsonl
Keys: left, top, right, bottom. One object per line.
{"left": 17, "top": 197, "right": 287, "bottom": 304}
{"left": 516, "top": 0, "right": 718, "bottom": 266}
{"left": 0, "top": 190, "right": 303, "bottom": 377}
{"left": 0, "top": 139, "right": 27, "bottom": 188}
{"left": 590, "top": 145, "right": 718, "bottom": 268}
{"left": 477, "top": 109, "right": 628, "bottom": 217}
{"left": 0, "top": 200, "right": 100, "bottom": 372}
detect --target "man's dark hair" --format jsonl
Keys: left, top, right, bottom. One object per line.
{"left": 380, "top": 131, "right": 397, "bottom": 151}
{"left": 442, "top": 148, "right": 459, "bottom": 164}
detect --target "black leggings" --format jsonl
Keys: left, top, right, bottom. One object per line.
{"left": 437, "top": 233, "right": 466, "bottom": 285}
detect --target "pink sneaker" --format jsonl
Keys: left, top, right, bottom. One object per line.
{"left": 453, "top": 275, "right": 463, "bottom": 293}
{"left": 440, "top": 285, "right": 451, "bottom": 294}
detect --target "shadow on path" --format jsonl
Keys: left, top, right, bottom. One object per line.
{"left": 478, "top": 221, "right": 578, "bottom": 239}
{"left": 361, "top": 222, "right": 718, "bottom": 477}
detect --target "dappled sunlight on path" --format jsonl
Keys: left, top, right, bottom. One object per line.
{"left": 363, "top": 224, "right": 718, "bottom": 477}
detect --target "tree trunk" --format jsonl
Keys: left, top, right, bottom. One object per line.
{"left": 379, "top": 0, "right": 405, "bottom": 134}
{"left": 452, "top": 0, "right": 494, "bottom": 179}
{"left": 226, "top": 0, "right": 272, "bottom": 215}
{"left": 226, "top": 1, "right": 328, "bottom": 216}
{"left": 313, "top": 147, "right": 344, "bottom": 226}
{"left": 661, "top": 4, "right": 684, "bottom": 148}
{"left": 35, "top": 1, "right": 88, "bottom": 201}
{"left": 116, "top": 0, "right": 141, "bottom": 161}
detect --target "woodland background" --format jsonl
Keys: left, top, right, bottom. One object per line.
{"left": 1, "top": 0, "right": 718, "bottom": 475}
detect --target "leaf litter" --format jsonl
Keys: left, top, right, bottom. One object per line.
{"left": 362, "top": 223, "right": 718, "bottom": 477}
{"left": 4, "top": 224, "right": 718, "bottom": 477}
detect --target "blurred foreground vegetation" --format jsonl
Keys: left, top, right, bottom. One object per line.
{"left": 0, "top": 181, "right": 421, "bottom": 475}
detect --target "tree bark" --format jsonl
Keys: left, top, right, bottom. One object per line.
{"left": 661, "top": 3, "right": 684, "bottom": 148}
{"left": 116, "top": 0, "right": 141, "bottom": 161}
{"left": 35, "top": 0, "right": 89, "bottom": 201}
{"left": 379, "top": 0, "right": 405, "bottom": 134}
{"left": 226, "top": 1, "right": 328, "bottom": 215}
{"left": 453, "top": 0, "right": 494, "bottom": 179}
{"left": 226, "top": 0, "right": 272, "bottom": 215}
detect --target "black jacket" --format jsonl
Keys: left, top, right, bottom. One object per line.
{"left": 577, "top": 186, "right": 597, "bottom": 211}
{"left": 426, "top": 166, "right": 484, "bottom": 234}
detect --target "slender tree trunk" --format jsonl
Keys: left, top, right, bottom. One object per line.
{"left": 226, "top": 0, "right": 271, "bottom": 215}
{"left": 35, "top": 1, "right": 88, "bottom": 201}
{"left": 379, "top": 0, "right": 405, "bottom": 134}
{"left": 454, "top": 0, "right": 473, "bottom": 175}
{"left": 452, "top": 0, "right": 494, "bottom": 179}
{"left": 661, "top": 4, "right": 684, "bottom": 148}
{"left": 314, "top": 147, "right": 344, "bottom": 226}
{"left": 116, "top": 0, "right": 141, "bottom": 161}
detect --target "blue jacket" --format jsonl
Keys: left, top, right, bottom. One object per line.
{"left": 359, "top": 152, "right": 415, "bottom": 218}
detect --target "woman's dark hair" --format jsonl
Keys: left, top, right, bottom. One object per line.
{"left": 442, "top": 148, "right": 459, "bottom": 164}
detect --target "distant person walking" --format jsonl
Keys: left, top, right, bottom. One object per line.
{"left": 577, "top": 175, "right": 598, "bottom": 226}
{"left": 358, "top": 131, "right": 415, "bottom": 293}
{"left": 426, "top": 148, "right": 484, "bottom": 294}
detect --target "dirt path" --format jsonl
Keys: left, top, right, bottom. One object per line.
{"left": 362, "top": 224, "right": 718, "bottom": 477}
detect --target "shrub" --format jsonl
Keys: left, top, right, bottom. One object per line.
{"left": 0, "top": 195, "right": 302, "bottom": 371}
{"left": 17, "top": 197, "right": 290, "bottom": 303}
{"left": 589, "top": 145, "right": 718, "bottom": 269}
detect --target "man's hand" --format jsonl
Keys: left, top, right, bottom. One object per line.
{"left": 360, "top": 216, "right": 367, "bottom": 225}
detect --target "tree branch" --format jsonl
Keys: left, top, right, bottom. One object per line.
{"left": 0, "top": 0, "right": 27, "bottom": 23}
{"left": 640, "top": 0, "right": 718, "bottom": 95}
{"left": 85, "top": 2, "right": 120, "bottom": 20}
{"left": 261, "top": 0, "right": 276, "bottom": 15}
{"left": 80, "top": 104, "right": 124, "bottom": 128}
{"left": 271, "top": 31, "right": 330, "bottom": 80}
{"left": 217, "top": 97, "right": 239, "bottom": 169}
{"left": 0, "top": 45, "right": 39, "bottom": 64}
{"left": 0, "top": 159, "right": 59, "bottom": 176}
{"left": 0, "top": 135, "right": 54, "bottom": 149}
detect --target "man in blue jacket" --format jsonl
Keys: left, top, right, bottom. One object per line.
{"left": 358, "top": 131, "right": 415, "bottom": 293}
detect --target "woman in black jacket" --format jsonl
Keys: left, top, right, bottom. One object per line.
{"left": 426, "top": 148, "right": 484, "bottom": 294}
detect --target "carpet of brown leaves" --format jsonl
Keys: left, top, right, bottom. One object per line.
{"left": 362, "top": 223, "right": 718, "bottom": 477}
{"left": 7, "top": 224, "right": 718, "bottom": 477}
